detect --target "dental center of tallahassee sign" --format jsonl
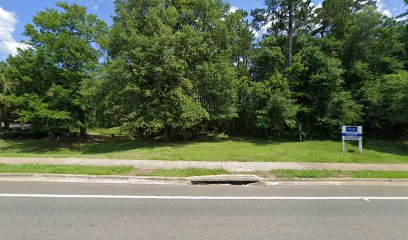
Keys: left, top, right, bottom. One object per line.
{"left": 342, "top": 126, "right": 363, "bottom": 154}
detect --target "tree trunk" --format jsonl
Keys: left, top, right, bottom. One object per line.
{"left": 164, "top": 125, "right": 173, "bottom": 142}
{"left": 78, "top": 109, "right": 87, "bottom": 140}
{"left": 3, "top": 110, "right": 9, "bottom": 130}
{"left": 288, "top": 0, "right": 294, "bottom": 67}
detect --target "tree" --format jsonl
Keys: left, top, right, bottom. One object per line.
{"left": 289, "top": 46, "right": 362, "bottom": 137}
{"left": 225, "top": 9, "right": 254, "bottom": 78}
{"left": 106, "top": 0, "right": 243, "bottom": 140}
{"left": 22, "top": 2, "right": 108, "bottom": 138}
{"left": 364, "top": 72, "right": 408, "bottom": 138}
{"left": 0, "top": 62, "right": 15, "bottom": 133}
{"left": 342, "top": 7, "right": 404, "bottom": 95}
{"left": 252, "top": 0, "right": 314, "bottom": 66}
{"left": 236, "top": 37, "right": 298, "bottom": 137}
{"left": 397, "top": 0, "right": 408, "bottom": 22}
{"left": 4, "top": 49, "right": 72, "bottom": 135}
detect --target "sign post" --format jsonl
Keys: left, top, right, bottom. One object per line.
{"left": 342, "top": 126, "right": 363, "bottom": 154}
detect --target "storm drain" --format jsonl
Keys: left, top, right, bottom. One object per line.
{"left": 188, "top": 175, "right": 262, "bottom": 185}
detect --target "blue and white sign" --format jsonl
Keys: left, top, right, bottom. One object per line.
{"left": 342, "top": 126, "right": 363, "bottom": 154}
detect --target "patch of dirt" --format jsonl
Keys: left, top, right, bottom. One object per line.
{"left": 127, "top": 168, "right": 154, "bottom": 176}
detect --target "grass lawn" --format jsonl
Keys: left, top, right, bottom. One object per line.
{"left": 273, "top": 170, "right": 408, "bottom": 179}
{"left": 0, "top": 164, "right": 227, "bottom": 177}
{"left": 138, "top": 168, "right": 229, "bottom": 177}
{"left": 87, "top": 127, "right": 125, "bottom": 136}
{"left": 0, "top": 164, "right": 134, "bottom": 175}
{"left": 0, "top": 137, "right": 406, "bottom": 163}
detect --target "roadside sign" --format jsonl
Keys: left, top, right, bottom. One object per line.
{"left": 342, "top": 126, "right": 363, "bottom": 154}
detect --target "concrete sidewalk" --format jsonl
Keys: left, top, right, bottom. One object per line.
{"left": 1, "top": 157, "right": 408, "bottom": 172}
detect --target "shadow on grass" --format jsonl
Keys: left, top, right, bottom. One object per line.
{"left": 363, "top": 140, "right": 408, "bottom": 157}
{"left": 0, "top": 137, "right": 194, "bottom": 155}
{"left": 0, "top": 139, "right": 67, "bottom": 154}
{"left": 1, "top": 137, "right": 405, "bottom": 158}
{"left": 0, "top": 136, "right": 282, "bottom": 155}
{"left": 79, "top": 139, "right": 189, "bottom": 154}
{"left": 79, "top": 137, "right": 282, "bottom": 154}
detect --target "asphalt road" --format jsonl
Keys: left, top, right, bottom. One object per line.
{"left": 0, "top": 182, "right": 407, "bottom": 240}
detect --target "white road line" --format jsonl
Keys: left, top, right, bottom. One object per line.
{"left": 0, "top": 194, "right": 407, "bottom": 200}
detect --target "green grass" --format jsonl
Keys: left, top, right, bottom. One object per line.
{"left": 352, "top": 171, "right": 408, "bottom": 179}
{"left": 1, "top": 163, "right": 407, "bottom": 179}
{"left": 273, "top": 170, "right": 343, "bottom": 178}
{"left": 139, "top": 168, "right": 229, "bottom": 177}
{"left": 0, "top": 164, "right": 134, "bottom": 175}
{"left": 0, "top": 164, "right": 227, "bottom": 177}
{"left": 273, "top": 170, "right": 408, "bottom": 179}
{"left": 0, "top": 137, "right": 407, "bottom": 163}
{"left": 87, "top": 127, "right": 124, "bottom": 136}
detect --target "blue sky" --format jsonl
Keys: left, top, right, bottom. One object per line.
{"left": 0, "top": 0, "right": 406, "bottom": 59}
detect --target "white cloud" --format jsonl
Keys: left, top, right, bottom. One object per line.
{"left": 377, "top": 0, "right": 392, "bottom": 17}
{"left": 0, "top": 7, "right": 30, "bottom": 57}
{"left": 252, "top": 17, "right": 273, "bottom": 39}
{"left": 67, "top": 0, "right": 104, "bottom": 11}
{"left": 229, "top": 6, "right": 238, "bottom": 14}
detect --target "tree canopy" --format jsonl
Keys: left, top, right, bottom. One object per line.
{"left": 4, "top": 2, "right": 108, "bottom": 138}
{"left": 1, "top": 0, "right": 407, "bottom": 140}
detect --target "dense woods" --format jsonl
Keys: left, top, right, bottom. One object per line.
{"left": 0, "top": 0, "right": 407, "bottom": 140}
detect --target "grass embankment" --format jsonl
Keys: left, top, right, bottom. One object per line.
{"left": 273, "top": 170, "right": 408, "bottom": 179}
{"left": 0, "top": 164, "right": 134, "bottom": 175}
{"left": 0, "top": 164, "right": 228, "bottom": 177}
{"left": 139, "top": 169, "right": 229, "bottom": 177}
{"left": 0, "top": 137, "right": 407, "bottom": 163}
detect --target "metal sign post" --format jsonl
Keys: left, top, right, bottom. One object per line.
{"left": 342, "top": 126, "right": 363, "bottom": 154}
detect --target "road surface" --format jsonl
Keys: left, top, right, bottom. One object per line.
{"left": 0, "top": 181, "right": 407, "bottom": 240}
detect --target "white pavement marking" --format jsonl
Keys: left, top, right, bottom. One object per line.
{"left": 0, "top": 194, "right": 407, "bottom": 200}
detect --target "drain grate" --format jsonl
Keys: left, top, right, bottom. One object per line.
{"left": 188, "top": 175, "right": 261, "bottom": 185}
{"left": 190, "top": 180, "right": 259, "bottom": 185}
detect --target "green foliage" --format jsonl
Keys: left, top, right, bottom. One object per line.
{"left": 364, "top": 72, "right": 408, "bottom": 138}
{"left": 9, "top": 2, "right": 108, "bottom": 137}
{"left": 290, "top": 46, "right": 362, "bottom": 137}
{"left": 252, "top": 0, "right": 314, "bottom": 36}
{"left": 342, "top": 7, "right": 404, "bottom": 75}
{"left": 106, "top": 0, "right": 243, "bottom": 139}
{"left": 254, "top": 75, "right": 298, "bottom": 132}
{"left": 314, "top": 0, "right": 377, "bottom": 38}
{"left": 3, "top": 0, "right": 408, "bottom": 141}
{"left": 252, "top": 0, "right": 315, "bottom": 66}
{"left": 237, "top": 74, "right": 298, "bottom": 137}
{"left": 236, "top": 37, "right": 298, "bottom": 137}
{"left": 251, "top": 37, "right": 286, "bottom": 82}
{"left": 397, "top": 0, "right": 408, "bottom": 22}
{"left": 0, "top": 62, "right": 17, "bottom": 133}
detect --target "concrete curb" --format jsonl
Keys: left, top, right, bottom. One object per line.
{"left": 268, "top": 178, "right": 408, "bottom": 182}
{"left": 0, "top": 173, "right": 188, "bottom": 185}
{"left": 1, "top": 173, "right": 408, "bottom": 185}
{"left": 2, "top": 157, "right": 408, "bottom": 172}
{"left": 264, "top": 178, "right": 408, "bottom": 186}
